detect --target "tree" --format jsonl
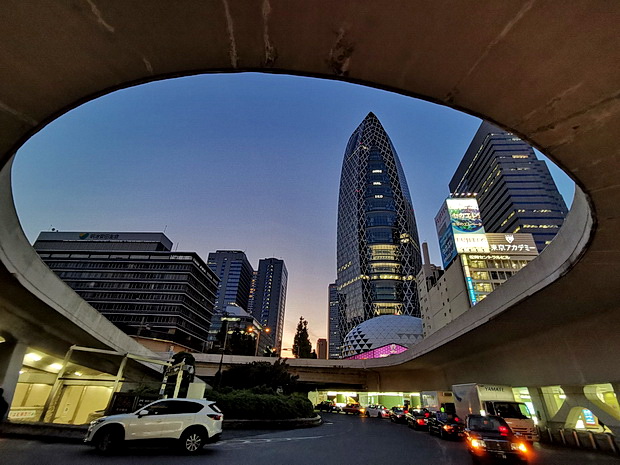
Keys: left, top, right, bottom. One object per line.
{"left": 292, "top": 316, "right": 313, "bottom": 358}
{"left": 228, "top": 329, "right": 255, "bottom": 356}
{"left": 219, "top": 358, "right": 299, "bottom": 394}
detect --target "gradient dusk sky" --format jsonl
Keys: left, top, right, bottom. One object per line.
{"left": 11, "top": 72, "right": 575, "bottom": 356}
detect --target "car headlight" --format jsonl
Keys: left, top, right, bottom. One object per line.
{"left": 470, "top": 439, "right": 486, "bottom": 449}
{"left": 511, "top": 442, "right": 527, "bottom": 452}
{"left": 89, "top": 417, "right": 107, "bottom": 427}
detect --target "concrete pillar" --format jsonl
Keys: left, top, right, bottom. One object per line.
{"left": 528, "top": 387, "right": 552, "bottom": 428}
{"left": 0, "top": 339, "right": 27, "bottom": 418}
{"left": 549, "top": 385, "right": 620, "bottom": 437}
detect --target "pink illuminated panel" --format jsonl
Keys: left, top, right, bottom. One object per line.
{"left": 345, "top": 343, "right": 408, "bottom": 360}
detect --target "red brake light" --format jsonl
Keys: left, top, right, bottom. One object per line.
{"left": 455, "top": 417, "right": 460, "bottom": 422}
{"left": 424, "top": 412, "right": 430, "bottom": 418}
{"left": 417, "top": 419, "right": 425, "bottom": 425}
{"left": 499, "top": 425, "right": 509, "bottom": 436}
{"left": 208, "top": 414, "right": 222, "bottom": 420}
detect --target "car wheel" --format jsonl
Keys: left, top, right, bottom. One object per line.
{"left": 377, "top": 413, "right": 382, "bottom": 418}
{"left": 439, "top": 429, "right": 446, "bottom": 440}
{"left": 94, "top": 427, "right": 123, "bottom": 455}
{"left": 180, "top": 428, "right": 205, "bottom": 454}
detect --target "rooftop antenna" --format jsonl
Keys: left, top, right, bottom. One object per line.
{"left": 163, "top": 224, "right": 168, "bottom": 233}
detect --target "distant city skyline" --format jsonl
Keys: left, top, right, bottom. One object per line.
{"left": 11, "top": 72, "right": 575, "bottom": 354}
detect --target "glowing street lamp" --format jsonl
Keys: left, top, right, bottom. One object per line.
{"left": 248, "top": 326, "right": 270, "bottom": 356}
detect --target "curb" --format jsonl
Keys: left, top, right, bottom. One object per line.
{"left": 0, "top": 421, "right": 87, "bottom": 443}
{"left": 223, "top": 415, "right": 323, "bottom": 429}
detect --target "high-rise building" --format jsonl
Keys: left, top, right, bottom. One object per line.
{"left": 316, "top": 338, "right": 328, "bottom": 360}
{"left": 449, "top": 121, "right": 568, "bottom": 252}
{"left": 33, "top": 231, "right": 218, "bottom": 353}
{"left": 419, "top": 197, "right": 540, "bottom": 336}
{"left": 206, "top": 250, "right": 254, "bottom": 347}
{"left": 327, "top": 283, "right": 341, "bottom": 359}
{"left": 250, "top": 258, "right": 288, "bottom": 355}
{"left": 335, "top": 112, "right": 423, "bottom": 350}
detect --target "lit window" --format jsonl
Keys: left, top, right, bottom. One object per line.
{"left": 373, "top": 182, "right": 382, "bottom": 185}
{"left": 374, "top": 195, "right": 384, "bottom": 198}
{"left": 372, "top": 169, "right": 382, "bottom": 173}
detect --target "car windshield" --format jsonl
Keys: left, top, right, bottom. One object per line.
{"left": 493, "top": 402, "right": 531, "bottom": 419}
{"left": 392, "top": 408, "right": 403, "bottom": 413}
{"left": 468, "top": 416, "right": 504, "bottom": 432}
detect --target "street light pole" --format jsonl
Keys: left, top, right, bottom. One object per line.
{"left": 215, "top": 314, "right": 229, "bottom": 389}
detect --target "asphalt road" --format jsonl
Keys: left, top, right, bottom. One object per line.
{"left": 0, "top": 413, "right": 617, "bottom": 465}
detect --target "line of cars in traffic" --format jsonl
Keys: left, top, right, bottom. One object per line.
{"left": 316, "top": 402, "right": 530, "bottom": 463}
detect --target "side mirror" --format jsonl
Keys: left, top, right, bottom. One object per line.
{"left": 138, "top": 409, "right": 149, "bottom": 417}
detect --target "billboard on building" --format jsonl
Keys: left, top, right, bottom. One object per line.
{"left": 446, "top": 198, "right": 485, "bottom": 234}
{"left": 455, "top": 233, "right": 538, "bottom": 255}
{"left": 435, "top": 203, "right": 457, "bottom": 269}
{"left": 435, "top": 198, "right": 485, "bottom": 268}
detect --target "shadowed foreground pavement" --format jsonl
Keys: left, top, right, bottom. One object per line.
{"left": 1, "top": 413, "right": 618, "bottom": 465}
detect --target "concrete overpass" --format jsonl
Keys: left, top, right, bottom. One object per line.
{"left": 1, "top": 0, "right": 619, "bottom": 434}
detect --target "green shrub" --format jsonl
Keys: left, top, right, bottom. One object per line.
{"left": 207, "top": 389, "right": 314, "bottom": 420}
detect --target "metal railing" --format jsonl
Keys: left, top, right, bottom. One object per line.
{"left": 542, "top": 426, "right": 618, "bottom": 455}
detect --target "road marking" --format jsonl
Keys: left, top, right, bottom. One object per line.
{"left": 213, "top": 435, "right": 325, "bottom": 447}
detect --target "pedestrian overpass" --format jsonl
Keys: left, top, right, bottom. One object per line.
{"left": 0, "top": 0, "right": 619, "bottom": 441}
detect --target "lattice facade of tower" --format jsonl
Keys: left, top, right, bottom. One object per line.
{"left": 335, "top": 113, "right": 422, "bottom": 352}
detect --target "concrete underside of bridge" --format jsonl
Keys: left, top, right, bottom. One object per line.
{"left": 1, "top": 1, "right": 619, "bottom": 398}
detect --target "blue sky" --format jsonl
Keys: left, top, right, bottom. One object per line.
{"left": 11, "top": 72, "right": 574, "bottom": 354}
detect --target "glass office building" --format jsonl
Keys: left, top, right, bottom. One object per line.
{"left": 335, "top": 113, "right": 422, "bottom": 349}
{"left": 449, "top": 121, "right": 568, "bottom": 252}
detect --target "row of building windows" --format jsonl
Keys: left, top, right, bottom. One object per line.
{"left": 45, "top": 260, "right": 192, "bottom": 271}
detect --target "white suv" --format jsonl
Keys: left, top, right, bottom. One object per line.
{"left": 84, "top": 398, "right": 223, "bottom": 454}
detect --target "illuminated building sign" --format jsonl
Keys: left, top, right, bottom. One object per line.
{"left": 436, "top": 198, "right": 485, "bottom": 268}
{"left": 485, "top": 233, "right": 538, "bottom": 255}
{"left": 582, "top": 409, "right": 597, "bottom": 426}
{"left": 454, "top": 233, "right": 490, "bottom": 253}
{"left": 453, "top": 233, "right": 538, "bottom": 255}
{"left": 446, "top": 198, "right": 485, "bottom": 234}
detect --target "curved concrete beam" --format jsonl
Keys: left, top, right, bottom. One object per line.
{"left": 0, "top": 1, "right": 618, "bottom": 385}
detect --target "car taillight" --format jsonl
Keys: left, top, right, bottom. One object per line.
{"left": 208, "top": 414, "right": 222, "bottom": 420}
{"left": 424, "top": 412, "right": 430, "bottom": 418}
{"left": 454, "top": 417, "right": 459, "bottom": 422}
{"left": 499, "top": 425, "right": 509, "bottom": 436}
{"left": 417, "top": 419, "right": 425, "bottom": 425}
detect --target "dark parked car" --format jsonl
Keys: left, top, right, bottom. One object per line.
{"left": 315, "top": 401, "right": 340, "bottom": 413}
{"left": 406, "top": 408, "right": 431, "bottom": 430}
{"left": 465, "top": 415, "right": 529, "bottom": 463}
{"left": 389, "top": 407, "right": 407, "bottom": 424}
{"left": 428, "top": 411, "right": 464, "bottom": 439}
{"left": 341, "top": 403, "right": 366, "bottom": 415}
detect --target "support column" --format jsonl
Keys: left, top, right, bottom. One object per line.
{"left": 549, "top": 385, "right": 620, "bottom": 437}
{"left": 0, "top": 339, "right": 28, "bottom": 419}
{"left": 528, "top": 387, "right": 552, "bottom": 429}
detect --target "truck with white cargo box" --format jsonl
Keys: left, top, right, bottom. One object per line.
{"left": 452, "top": 383, "right": 539, "bottom": 442}
{"left": 421, "top": 391, "right": 455, "bottom": 412}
